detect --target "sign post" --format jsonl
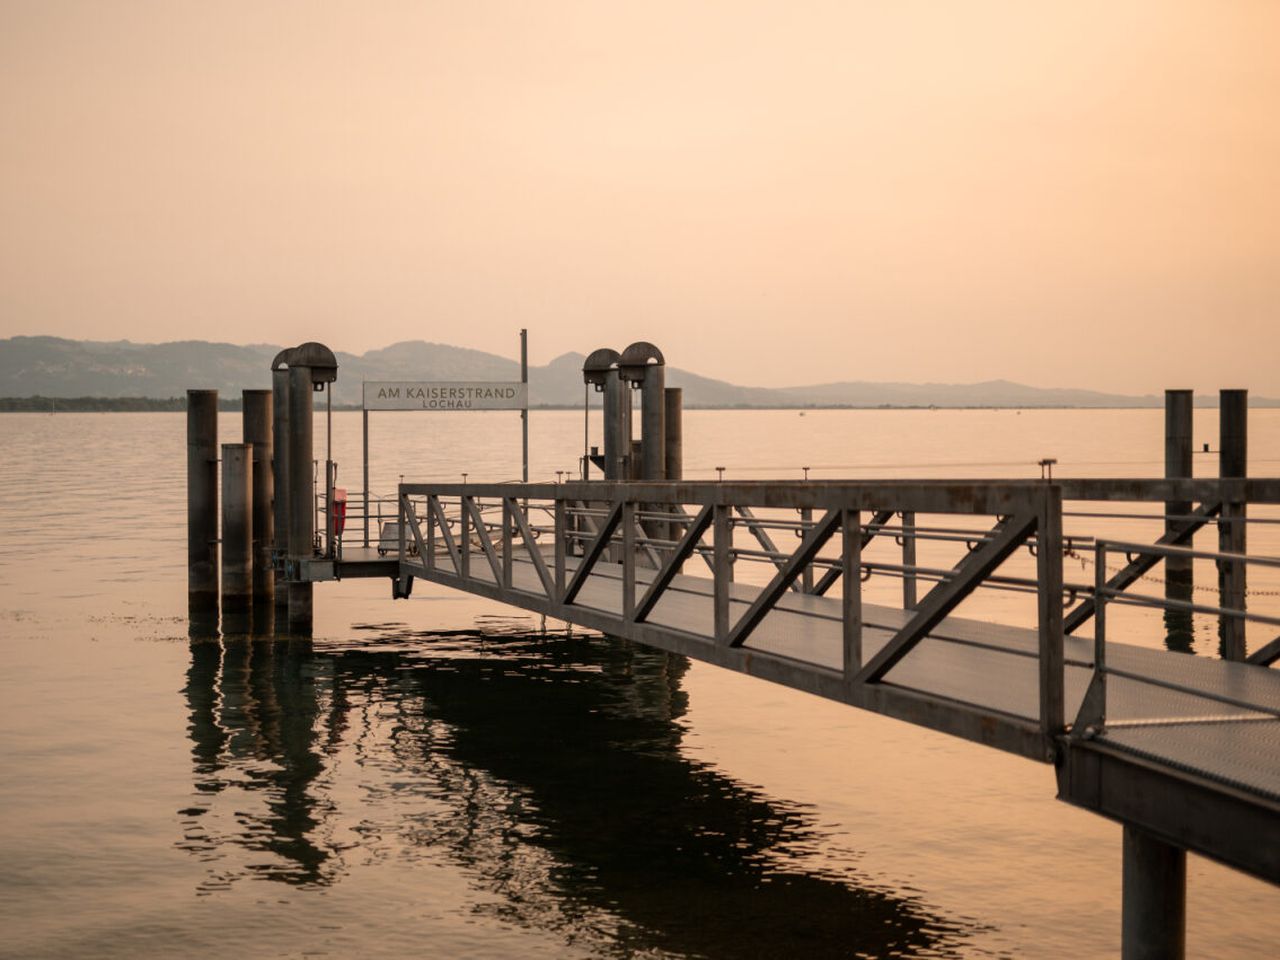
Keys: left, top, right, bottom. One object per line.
{"left": 521, "top": 328, "right": 529, "bottom": 484}
{"left": 359, "top": 336, "right": 531, "bottom": 547}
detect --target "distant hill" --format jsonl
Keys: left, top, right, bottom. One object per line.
{"left": 0, "top": 336, "right": 1273, "bottom": 409}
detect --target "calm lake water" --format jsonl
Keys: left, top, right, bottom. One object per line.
{"left": 1, "top": 408, "right": 1278, "bottom": 958}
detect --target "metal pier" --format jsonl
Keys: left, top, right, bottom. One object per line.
{"left": 187, "top": 342, "right": 1276, "bottom": 956}
{"left": 371, "top": 479, "right": 1280, "bottom": 911}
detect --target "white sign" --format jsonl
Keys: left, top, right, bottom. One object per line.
{"left": 363, "top": 381, "right": 528, "bottom": 411}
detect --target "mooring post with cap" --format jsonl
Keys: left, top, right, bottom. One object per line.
{"left": 620, "top": 342, "right": 666, "bottom": 556}
{"left": 584, "top": 349, "right": 626, "bottom": 562}
{"left": 271, "top": 361, "right": 291, "bottom": 624}
{"left": 282, "top": 342, "right": 339, "bottom": 637}
{"left": 287, "top": 363, "right": 315, "bottom": 636}
{"left": 602, "top": 368, "right": 630, "bottom": 481}
{"left": 187, "top": 389, "right": 219, "bottom": 634}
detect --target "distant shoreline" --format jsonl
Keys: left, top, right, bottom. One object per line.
{"left": 1, "top": 396, "right": 1269, "bottom": 413}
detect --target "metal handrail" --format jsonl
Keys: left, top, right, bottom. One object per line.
{"left": 1075, "top": 539, "right": 1280, "bottom": 735}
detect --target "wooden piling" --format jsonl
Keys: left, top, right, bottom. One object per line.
{"left": 1164, "top": 390, "right": 1193, "bottom": 652}
{"left": 630, "top": 440, "right": 643, "bottom": 481}
{"left": 664, "top": 388, "right": 683, "bottom": 482}
{"left": 243, "top": 390, "right": 274, "bottom": 623}
{"left": 221, "top": 442, "right": 253, "bottom": 629}
{"left": 1219, "top": 389, "right": 1247, "bottom": 660}
{"left": 186, "top": 389, "right": 218, "bottom": 633}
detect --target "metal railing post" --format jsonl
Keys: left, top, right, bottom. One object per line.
{"left": 901, "top": 510, "right": 917, "bottom": 610}
{"left": 843, "top": 508, "right": 862, "bottom": 678}
{"left": 1037, "top": 485, "right": 1065, "bottom": 746}
{"left": 554, "top": 497, "right": 567, "bottom": 600}
{"left": 426, "top": 495, "right": 436, "bottom": 571}
{"left": 622, "top": 499, "right": 636, "bottom": 618}
{"left": 397, "top": 491, "right": 407, "bottom": 595}
{"left": 460, "top": 495, "right": 471, "bottom": 580}
{"left": 502, "top": 498, "right": 513, "bottom": 589}
{"left": 1095, "top": 540, "right": 1108, "bottom": 714}
{"left": 713, "top": 503, "right": 731, "bottom": 641}
{"left": 801, "top": 506, "right": 814, "bottom": 593}
{"left": 325, "top": 459, "right": 336, "bottom": 559}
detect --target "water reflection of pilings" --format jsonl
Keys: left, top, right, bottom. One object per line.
{"left": 180, "top": 627, "right": 972, "bottom": 956}
{"left": 370, "top": 633, "right": 968, "bottom": 957}
{"left": 180, "top": 636, "right": 336, "bottom": 889}
{"left": 1163, "top": 568, "right": 1194, "bottom": 654}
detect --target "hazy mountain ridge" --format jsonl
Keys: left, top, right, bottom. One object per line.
{"left": 0, "top": 336, "right": 1271, "bottom": 408}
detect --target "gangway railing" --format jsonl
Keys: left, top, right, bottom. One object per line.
{"left": 392, "top": 478, "right": 1280, "bottom": 762}
{"left": 397, "top": 479, "right": 1070, "bottom": 760}
{"left": 1076, "top": 538, "right": 1280, "bottom": 735}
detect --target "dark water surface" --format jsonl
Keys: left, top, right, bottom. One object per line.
{"left": 2, "top": 410, "right": 1278, "bottom": 958}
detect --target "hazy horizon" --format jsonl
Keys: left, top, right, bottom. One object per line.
{"left": 3, "top": 2, "right": 1277, "bottom": 394}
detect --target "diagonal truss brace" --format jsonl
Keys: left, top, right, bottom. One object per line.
{"left": 562, "top": 500, "right": 624, "bottom": 605}
{"left": 812, "top": 509, "right": 895, "bottom": 595}
{"left": 634, "top": 504, "right": 714, "bottom": 623}
{"left": 726, "top": 509, "right": 842, "bottom": 648}
{"left": 1247, "top": 635, "right": 1280, "bottom": 668}
{"left": 851, "top": 512, "right": 1037, "bottom": 685}
{"left": 735, "top": 506, "right": 801, "bottom": 593}
{"left": 401, "top": 494, "right": 431, "bottom": 574}
{"left": 428, "top": 495, "right": 463, "bottom": 575}
{"left": 461, "top": 497, "right": 504, "bottom": 584}
{"left": 1064, "top": 501, "right": 1221, "bottom": 633}
{"left": 504, "top": 497, "right": 555, "bottom": 598}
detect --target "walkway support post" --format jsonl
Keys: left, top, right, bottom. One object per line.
{"left": 1164, "top": 390, "right": 1193, "bottom": 652}
{"left": 1122, "top": 825, "right": 1185, "bottom": 960}
{"left": 243, "top": 389, "right": 274, "bottom": 621}
{"left": 187, "top": 389, "right": 219, "bottom": 633}
{"left": 1037, "top": 484, "right": 1064, "bottom": 742}
{"left": 288, "top": 364, "right": 314, "bottom": 636}
{"left": 271, "top": 362, "right": 291, "bottom": 622}
{"left": 1219, "top": 389, "right": 1247, "bottom": 661}
{"left": 221, "top": 443, "right": 253, "bottom": 629}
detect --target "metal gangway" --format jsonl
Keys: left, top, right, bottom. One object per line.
{"left": 381, "top": 476, "right": 1280, "bottom": 954}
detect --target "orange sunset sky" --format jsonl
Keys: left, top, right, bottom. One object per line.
{"left": 1, "top": 1, "right": 1277, "bottom": 393}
